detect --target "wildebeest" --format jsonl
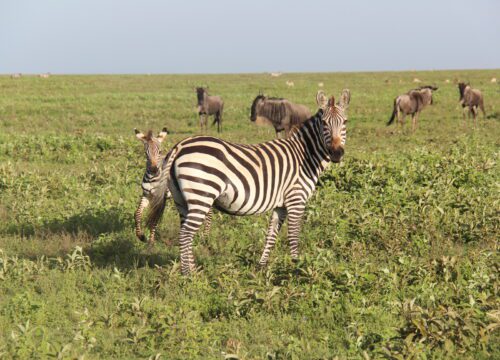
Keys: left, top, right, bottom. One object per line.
{"left": 387, "top": 85, "right": 438, "bottom": 132}
{"left": 195, "top": 87, "right": 224, "bottom": 133}
{"left": 458, "top": 83, "right": 485, "bottom": 128}
{"left": 250, "top": 94, "right": 311, "bottom": 138}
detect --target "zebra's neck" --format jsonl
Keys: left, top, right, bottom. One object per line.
{"left": 287, "top": 110, "right": 331, "bottom": 183}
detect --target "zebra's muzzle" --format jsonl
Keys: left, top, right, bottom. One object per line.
{"left": 329, "top": 146, "right": 344, "bottom": 163}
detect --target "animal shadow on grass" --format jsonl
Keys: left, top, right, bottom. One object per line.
{"left": 7, "top": 206, "right": 176, "bottom": 270}
{"left": 87, "top": 235, "right": 178, "bottom": 270}
{"left": 486, "top": 111, "right": 499, "bottom": 120}
{"left": 6, "top": 207, "right": 127, "bottom": 238}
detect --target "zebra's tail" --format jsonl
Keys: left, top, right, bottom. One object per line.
{"left": 146, "top": 146, "right": 178, "bottom": 229}
{"left": 387, "top": 98, "right": 398, "bottom": 126}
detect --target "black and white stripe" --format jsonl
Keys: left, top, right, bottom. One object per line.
{"left": 149, "top": 92, "right": 347, "bottom": 274}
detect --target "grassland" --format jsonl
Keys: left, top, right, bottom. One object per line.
{"left": 0, "top": 70, "right": 498, "bottom": 359}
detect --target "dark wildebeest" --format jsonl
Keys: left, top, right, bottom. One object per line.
{"left": 458, "top": 82, "right": 485, "bottom": 128}
{"left": 387, "top": 85, "right": 438, "bottom": 132}
{"left": 195, "top": 87, "right": 224, "bottom": 133}
{"left": 250, "top": 95, "right": 311, "bottom": 138}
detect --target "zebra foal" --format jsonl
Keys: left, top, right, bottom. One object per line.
{"left": 148, "top": 91, "right": 347, "bottom": 275}
{"left": 134, "top": 128, "right": 212, "bottom": 247}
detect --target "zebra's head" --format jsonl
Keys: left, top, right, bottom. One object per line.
{"left": 316, "top": 91, "right": 347, "bottom": 163}
{"left": 135, "top": 127, "right": 168, "bottom": 174}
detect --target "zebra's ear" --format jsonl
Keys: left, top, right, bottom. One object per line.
{"left": 135, "top": 128, "right": 146, "bottom": 141}
{"left": 157, "top": 127, "right": 168, "bottom": 142}
{"left": 316, "top": 90, "right": 328, "bottom": 109}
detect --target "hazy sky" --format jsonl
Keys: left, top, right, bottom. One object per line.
{"left": 1, "top": 0, "right": 499, "bottom": 74}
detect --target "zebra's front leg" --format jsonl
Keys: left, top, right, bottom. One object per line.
{"left": 134, "top": 196, "right": 149, "bottom": 243}
{"left": 286, "top": 203, "right": 306, "bottom": 261}
{"left": 259, "top": 207, "right": 287, "bottom": 266}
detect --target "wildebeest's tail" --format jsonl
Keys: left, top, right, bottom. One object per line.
{"left": 387, "top": 97, "right": 398, "bottom": 126}
{"left": 146, "top": 146, "right": 178, "bottom": 228}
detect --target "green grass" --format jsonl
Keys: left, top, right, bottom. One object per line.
{"left": 0, "top": 70, "right": 498, "bottom": 359}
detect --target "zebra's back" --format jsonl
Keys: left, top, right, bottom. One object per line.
{"left": 169, "top": 135, "right": 302, "bottom": 216}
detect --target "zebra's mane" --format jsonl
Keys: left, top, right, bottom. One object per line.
{"left": 145, "top": 130, "right": 154, "bottom": 141}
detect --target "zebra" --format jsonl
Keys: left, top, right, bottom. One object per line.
{"left": 147, "top": 91, "right": 347, "bottom": 275}
{"left": 134, "top": 128, "right": 212, "bottom": 247}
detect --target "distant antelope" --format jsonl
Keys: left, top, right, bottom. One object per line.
{"left": 195, "top": 87, "right": 224, "bottom": 133}
{"left": 270, "top": 72, "right": 282, "bottom": 77}
{"left": 286, "top": 81, "right": 294, "bottom": 88}
{"left": 250, "top": 94, "right": 311, "bottom": 138}
{"left": 491, "top": 78, "right": 497, "bottom": 83}
{"left": 10, "top": 73, "right": 21, "bottom": 79}
{"left": 413, "top": 78, "right": 422, "bottom": 83}
{"left": 387, "top": 86, "right": 438, "bottom": 132}
{"left": 458, "top": 83, "right": 485, "bottom": 128}
{"left": 318, "top": 82, "right": 324, "bottom": 88}
{"left": 39, "top": 73, "right": 50, "bottom": 78}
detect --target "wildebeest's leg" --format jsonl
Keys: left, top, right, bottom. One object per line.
{"left": 472, "top": 106, "right": 478, "bottom": 129}
{"left": 259, "top": 207, "right": 287, "bottom": 266}
{"left": 134, "top": 196, "right": 149, "bottom": 242}
{"left": 412, "top": 112, "right": 419, "bottom": 132}
{"left": 479, "top": 101, "right": 486, "bottom": 120}
{"left": 397, "top": 111, "right": 405, "bottom": 133}
{"left": 286, "top": 201, "right": 305, "bottom": 260}
{"left": 462, "top": 106, "right": 468, "bottom": 127}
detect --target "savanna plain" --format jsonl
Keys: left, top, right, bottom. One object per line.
{"left": 0, "top": 70, "right": 498, "bottom": 359}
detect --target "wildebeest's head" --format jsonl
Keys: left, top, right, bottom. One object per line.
{"left": 195, "top": 87, "right": 208, "bottom": 106}
{"left": 250, "top": 94, "right": 266, "bottom": 122}
{"left": 316, "top": 91, "right": 347, "bottom": 163}
{"left": 135, "top": 127, "right": 168, "bottom": 174}
{"left": 458, "top": 82, "right": 468, "bottom": 101}
{"left": 417, "top": 85, "right": 438, "bottom": 105}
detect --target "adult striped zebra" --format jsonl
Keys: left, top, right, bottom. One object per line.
{"left": 147, "top": 91, "right": 347, "bottom": 274}
{"left": 133, "top": 127, "right": 212, "bottom": 247}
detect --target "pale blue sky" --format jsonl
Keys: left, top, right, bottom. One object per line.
{"left": 1, "top": 0, "right": 499, "bottom": 74}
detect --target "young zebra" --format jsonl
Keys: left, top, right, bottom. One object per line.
{"left": 134, "top": 128, "right": 212, "bottom": 247}
{"left": 148, "top": 92, "right": 347, "bottom": 275}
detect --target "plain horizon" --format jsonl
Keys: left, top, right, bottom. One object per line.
{"left": 1, "top": 0, "right": 499, "bottom": 74}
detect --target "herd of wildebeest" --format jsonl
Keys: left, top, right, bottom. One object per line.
{"left": 194, "top": 81, "right": 487, "bottom": 135}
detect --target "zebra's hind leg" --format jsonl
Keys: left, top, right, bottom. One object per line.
{"left": 178, "top": 205, "right": 212, "bottom": 275}
{"left": 286, "top": 203, "right": 306, "bottom": 261}
{"left": 134, "top": 196, "right": 149, "bottom": 243}
{"left": 259, "top": 207, "right": 287, "bottom": 267}
{"left": 202, "top": 209, "right": 213, "bottom": 239}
